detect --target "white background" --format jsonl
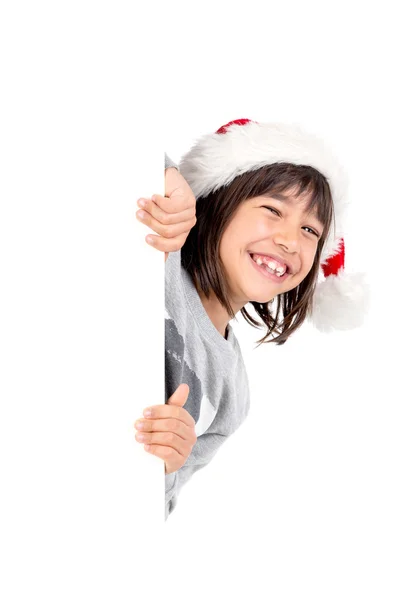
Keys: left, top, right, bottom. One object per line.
{"left": 1, "top": 1, "right": 399, "bottom": 599}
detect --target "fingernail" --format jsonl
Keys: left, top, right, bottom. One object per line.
{"left": 135, "top": 421, "right": 145, "bottom": 430}
{"left": 144, "top": 444, "right": 150, "bottom": 451}
{"left": 143, "top": 409, "right": 152, "bottom": 417}
{"left": 138, "top": 199, "right": 146, "bottom": 208}
{"left": 146, "top": 237, "right": 154, "bottom": 245}
{"left": 136, "top": 433, "right": 145, "bottom": 442}
{"left": 137, "top": 210, "right": 146, "bottom": 219}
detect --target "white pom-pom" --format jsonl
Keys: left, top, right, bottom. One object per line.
{"left": 311, "top": 270, "right": 370, "bottom": 332}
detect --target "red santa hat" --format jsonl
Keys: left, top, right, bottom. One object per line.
{"left": 178, "top": 118, "right": 369, "bottom": 332}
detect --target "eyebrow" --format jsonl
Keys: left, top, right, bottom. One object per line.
{"left": 260, "top": 193, "right": 324, "bottom": 227}
{"left": 259, "top": 192, "right": 300, "bottom": 205}
{"left": 269, "top": 193, "right": 290, "bottom": 201}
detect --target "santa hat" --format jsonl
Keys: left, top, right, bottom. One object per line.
{"left": 178, "top": 118, "right": 369, "bottom": 332}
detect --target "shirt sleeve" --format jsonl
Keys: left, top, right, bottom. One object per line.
{"left": 164, "top": 153, "right": 179, "bottom": 170}
{"left": 165, "top": 431, "right": 228, "bottom": 519}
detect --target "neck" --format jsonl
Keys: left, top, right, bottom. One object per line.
{"left": 198, "top": 290, "right": 233, "bottom": 339}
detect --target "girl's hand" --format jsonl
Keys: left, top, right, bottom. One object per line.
{"left": 136, "top": 167, "right": 197, "bottom": 261}
{"left": 134, "top": 384, "right": 197, "bottom": 474}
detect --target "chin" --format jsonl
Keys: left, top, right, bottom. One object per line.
{"left": 248, "top": 282, "right": 295, "bottom": 304}
{"left": 245, "top": 290, "right": 276, "bottom": 305}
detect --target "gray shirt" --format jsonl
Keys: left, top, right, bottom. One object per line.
{"left": 165, "top": 153, "right": 178, "bottom": 170}
{"left": 164, "top": 247, "right": 251, "bottom": 518}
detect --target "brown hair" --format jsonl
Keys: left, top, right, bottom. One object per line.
{"left": 181, "top": 163, "right": 334, "bottom": 346}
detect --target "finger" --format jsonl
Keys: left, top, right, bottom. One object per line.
{"left": 161, "top": 185, "right": 194, "bottom": 212}
{"left": 148, "top": 191, "right": 188, "bottom": 213}
{"left": 144, "top": 231, "right": 189, "bottom": 253}
{"left": 144, "top": 443, "right": 183, "bottom": 463}
{"left": 135, "top": 431, "right": 193, "bottom": 456}
{"left": 166, "top": 383, "right": 190, "bottom": 408}
{"left": 149, "top": 193, "right": 194, "bottom": 214}
{"left": 136, "top": 208, "right": 196, "bottom": 240}
{"left": 137, "top": 197, "right": 195, "bottom": 225}
{"left": 142, "top": 404, "right": 195, "bottom": 428}
{"left": 134, "top": 417, "right": 193, "bottom": 440}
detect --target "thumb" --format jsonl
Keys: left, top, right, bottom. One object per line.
{"left": 167, "top": 383, "right": 190, "bottom": 408}
{"left": 168, "top": 186, "right": 185, "bottom": 202}
{"left": 165, "top": 167, "right": 185, "bottom": 199}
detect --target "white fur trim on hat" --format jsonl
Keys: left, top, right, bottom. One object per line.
{"left": 179, "top": 120, "right": 348, "bottom": 262}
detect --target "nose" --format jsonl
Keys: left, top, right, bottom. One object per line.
{"left": 273, "top": 224, "right": 300, "bottom": 253}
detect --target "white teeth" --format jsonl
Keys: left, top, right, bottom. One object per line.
{"left": 266, "top": 259, "right": 285, "bottom": 274}
{"left": 253, "top": 255, "right": 286, "bottom": 276}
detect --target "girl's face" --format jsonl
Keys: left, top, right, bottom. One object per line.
{"left": 219, "top": 189, "right": 324, "bottom": 312}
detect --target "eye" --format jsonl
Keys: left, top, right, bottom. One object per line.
{"left": 303, "top": 226, "right": 320, "bottom": 237}
{"left": 262, "top": 206, "right": 281, "bottom": 217}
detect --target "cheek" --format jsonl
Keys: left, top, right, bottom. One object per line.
{"left": 252, "top": 218, "right": 272, "bottom": 237}
{"left": 291, "top": 244, "right": 318, "bottom": 285}
{"left": 219, "top": 231, "right": 239, "bottom": 272}
{"left": 303, "top": 245, "right": 319, "bottom": 276}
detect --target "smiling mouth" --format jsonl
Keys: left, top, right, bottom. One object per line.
{"left": 249, "top": 253, "right": 290, "bottom": 278}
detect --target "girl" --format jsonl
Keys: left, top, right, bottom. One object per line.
{"left": 134, "top": 119, "right": 367, "bottom": 519}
